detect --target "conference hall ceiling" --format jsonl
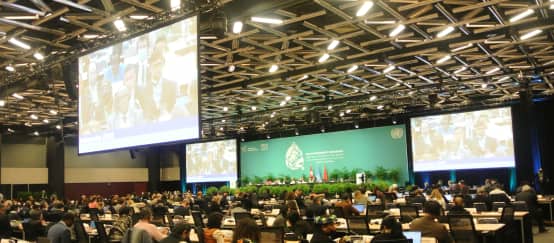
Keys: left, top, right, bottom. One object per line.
{"left": 0, "top": 0, "right": 553, "bottom": 139}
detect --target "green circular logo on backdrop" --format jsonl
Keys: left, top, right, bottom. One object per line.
{"left": 390, "top": 128, "right": 404, "bottom": 139}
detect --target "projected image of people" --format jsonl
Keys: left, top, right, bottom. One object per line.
{"left": 186, "top": 140, "right": 238, "bottom": 183}
{"left": 411, "top": 108, "right": 515, "bottom": 172}
{"left": 78, "top": 16, "right": 199, "bottom": 154}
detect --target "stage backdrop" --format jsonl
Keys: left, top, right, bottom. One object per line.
{"left": 240, "top": 125, "right": 409, "bottom": 184}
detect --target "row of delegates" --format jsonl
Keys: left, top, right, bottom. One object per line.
{"left": 202, "top": 212, "right": 262, "bottom": 243}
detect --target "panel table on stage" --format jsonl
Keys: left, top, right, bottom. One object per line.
{"left": 538, "top": 196, "right": 554, "bottom": 222}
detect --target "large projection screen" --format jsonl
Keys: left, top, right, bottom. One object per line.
{"left": 411, "top": 107, "right": 515, "bottom": 172}
{"left": 186, "top": 139, "right": 238, "bottom": 183}
{"left": 78, "top": 16, "right": 199, "bottom": 154}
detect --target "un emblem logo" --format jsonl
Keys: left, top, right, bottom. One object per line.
{"left": 390, "top": 128, "right": 404, "bottom": 139}
{"left": 285, "top": 142, "right": 304, "bottom": 170}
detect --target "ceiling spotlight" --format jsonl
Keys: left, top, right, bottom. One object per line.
{"left": 251, "top": 106, "right": 257, "bottom": 111}
{"left": 346, "top": 109, "right": 352, "bottom": 114}
{"left": 280, "top": 101, "right": 286, "bottom": 106}
{"left": 509, "top": 9, "right": 534, "bottom": 23}
{"left": 327, "top": 40, "right": 339, "bottom": 50}
{"left": 356, "top": 1, "right": 374, "bottom": 17}
{"left": 53, "top": 0, "right": 92, "bottom": 12}
{"left": 170, "top": 0, "right": 181, "bottom": 10}
{"left": 33, "top": 131, "right": 39, "bottom": 136}
{"left": 436, "top": 55, "right": 451, "bottom": 64}
{"left": 33, "top": 52, "right": 45, "bottom": 60}
{"left": 43, "top": 119, "right": 49, "bottom": 124}
{"left": 370, "top": 95, "right": 377, "bottom": 101}
{"left": 219, "top": 127, "right": 224, "bottom": 131}
{"left": 8, "top": 37, "right": 31, "bottom": 49}
{"left": 256, "top": 89, "right": 264, "bottom": 96}
{"left": 269, "top": 64, "right": 278, "bottom": 73}
{"left": 451, "top": 43, "right": 473, "bottom": 52}
{"left": 113, "top": 19, "right": 126, "bottom": 32}
{"left": 389, "top": 24, "right": 405, "bottom": 37}
{"left": 251, "top": 16, "right": 283, "bottom": 25}
{"left": 221, "top": 119, "right": 226, "bottom": 123}
{"left": 339, "top": 112, "right": 345, "bottom": 117}
{"left": 295, "top": 130, "right": 299, "bottom": 136}
{"left": 551, "top": 0, "right": 554, "bottom": 10}
{"left": 328, "top": 105, "right": 333, "bottom": 110}
{"left": 56, "top": 125, "right": 62, "bottom": 130}
{"left": 270, "top": 112, "right": 276, "bottom": 118}
{"left": 223, "top": 106, "right": 229, "bottom": 112}
{"left": 377, "top": 105, "right": 384, "bottom": 110}
{"left": 321, "top": 128, "right": 325, "bottom": 133}
{"left": 30, "top": 114, "right": 38, "bottom": 120}
{"left": 347, "top": 65, "right": 358, "bottom": 73}
{"left": 5, "top": 65, "right": 15, "bottom": 72}
{"left": 285, "top": 96, "right": 292, "bottom": 101}
{"left": 228, "top": 64, "right": 235, "bottom": 72}
{"left": 12, "top": 93, "right": 24, "bottom": 99}
{"left": 481, "top": 83, "right": 488, "bottom": 88}
{"left": 302, "top": 106, "right": 308, "bottom": 111}
{"left": 383, "top": 65, "right": 395, "bottom": 74}
{"left": 436, "top": 26, "right": 455, "bottom": 38}
{"left": 498, "top": 76, "right": 511, "bottom": 82}
{"left": 354, "top": 123, "right": 359, "bottom": 129}
{"left": 232, "top": 21, "right": 243, "bottom": 34}
{"left": 520, "top": 29, "right": 542, "bottom": 40}
{"left": 7, "top": 128, "right": 14, "bottom": 133}
{"left": 454, "top": 66, "right": 467, "bottom": 74}
{"left": 485, "top": 67, "right": 500, "bottom": 74}
{"left": 129, "top": 15, "right": 149, "bottom": 20}
{"left": 266, "top": 134, "right": 271, "bottom": 139}
{"left": 298, "top": 74, "right": 309, "bottom": 81}
{"left": 0, "top": 100, "right": 5, "bottom": 106}
{"left": 318, "top": 53, "right": 330, "bottom": 63}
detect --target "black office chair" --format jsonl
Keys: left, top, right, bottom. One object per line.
{"left": 491, "top": 202, "right": 506, "bottom": 212}
{"left": 473, "top": 202, "right": 488, "bottom": 212}
{"left": 191, "top": 211, "right": 205, "bottom": 228}
{"left": 346, "top": 216, "right": 371, "bottom": 235}
{"left": 399, "top": 206, "right": 419, "bottom": 223}
{"left": 366, "top": 204, "right": 385, "bottom": 219}
{"left": 194, "top": 226, "right": 205, "bottom": 243}
{"left": 332, "top": 206, "right": 345, "bottom": 218}
{"left": 448, "top": 214, "right": 479, "bottom": 243}
{"left": 22, "top": 222, "right": 46, "bottom": 241}
{"left": 500, "top": 206, "right": 515, "bottom": 224}
{"left": 260, "top": 227, "right": 284, "bottom": 243}
{"left": 512, "top": 201, "right": 528, "bottom": 211}
{"left": 95, "top": 221, "right": 109, "bottom": 243}
{"left": 74, "top": 220, "right": 90, "bottom": 243}
{"left": 233, "top": 212, "right": 253, "bottom": 223}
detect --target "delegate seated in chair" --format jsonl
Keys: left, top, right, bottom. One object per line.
{"left": 409, "top": 201, "right": 453, "bottom": 243}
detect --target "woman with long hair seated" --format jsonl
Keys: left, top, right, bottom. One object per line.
{"left": 232, "top": 218, "right": 260, "bottom": 243}
{"left": 371, "top": 216, "right": 406, "bottom": 243}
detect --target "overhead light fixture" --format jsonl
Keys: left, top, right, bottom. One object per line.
{"left": 454, "top": 66, "right": 467, "bottom": 74}
{"left": 354, "top": 123, "right": 359, "bottom": 129}
{"left": 266, "top": 134, "right": 271, "bottom": 139}
{"left": 223, "top": 106, "right": 229, "bottom": 112}
{"left": 328, "top": 105, "right": 333, "bottom": 110}
{"left": 83, "top": 34, "right": 99, "bottom": 39}
{"left": 5, "top": 65, "right": 15, "bottom": 72}
{"left": 370, "top": 95, "right": 377, "bottom": 101}
{"left": 339, "top": 112, "right": 345, "bottom": 117}
{"left": 113, "top": 19, "right": 126, "bottom": 32}
{"left": 33, "top": 131, "right": 39, "bottom": 136}
{"left": 43, "top": 119, "right": 49, "bottom": 124}
{"left": 346, "top": 109, "right": 352, "bottom": 114}
{"left": 509, "top": 9, "right": 534, "bottom": 23}
{"left": 285, "top": 96, "right": 292, "bottom": 101}
{"left": 347, "top": 65, "right": 358, "bottom": 73}
{"left": 498, "top": 76, "right": 511, "bottom": 82}
{"left": 280, "top": 101, "right": 286, "bottom": 106}
{"left": 49, "top": 109, "right": 58, "bottom": 115}
{"left": 0, "top": 100, "right": 5, "bottom": 106}
{"left": 302, "top": 106, "right": 308, "bottom": 111}
{"left": 33, "top": 52, "right": 44, "bottom": 60}
{"left": 56, "top": 125, "right": 62, "bottom": 130}
{"left": 481, "top": 83, "right": 488, "bottom": 88}
{"left": 389, "top": 24, "right": 405, "bottom": 37}
{"left": 12, "top": 93, "right": 24, "bottom": 99}
{"left": 269, "top": 64, "right": 278, "bottom": 73}
{"left": 437, "top": 26, "right": 455, "bottom": 38}
{"left": 200, "top": 36, "right": 218, "bottom": 40}
{"left": 383, "top": 65, "right": 395, "bottom": 74}
{"left": 8, "top": 37, "right": 31, "bottom": 49}
{"left": 451, "top": 43, "right": 473, "bottom": 52}
{"left": 251, "top": 106, "right": 257, "bottom": 111}
{"left": 377, "top": 105, "right": 384, "bottom": 110}
{"left": 295, "top": 130, "right": 299, "bottom": 136}
{"left": 170, "top": 0, "right": 181, "bottom": 10}
{"left": 4, "top": 15, "right": 40, "bottom": 20}
{"left": 7, "top": 128, "right": 14, "bottom": 133}
{"left": 233, "top": 21, "right": 243, "bottom": 34}
{"left": 365, "top": 20, "right": 396, "bottom": 24}
{"left": 53, "top": 0, "right": 92, "bottom": 12}
{"left": 436, "top": 55, "right": 451, "bottom": 64}
{"left": 486, "top": 67, "right": 500, "bottom": 74}
{"left": 551, "top": 0, "right": 554, "bottom": 10}
{"left": 356, "top": 1, "right": 374, "bottom": 17}
{"left": 256, "top": 89, "right": 264, "bottom": 96}
{"left": 30, "top": 114, "right": 38, "bottom": 120}
{"left": 251, "top": 16, "right": 283, "bottom": 25}
{"left": 298, "top": 75, "right": 308, "bottom": 81}
{"left": 129, "top": 15, "right": 149, "bottom": 20}
{"left": 327, "top": 40, "right": 339, "bottom": 50}
{"left": 318, "top": 53, "right": 330, "bottom": 63}
{"left": 520, "top": 29, "right": 542, "bottom": 40}
{"left": 228, "top": 64, "right": 235, "bottom": 72}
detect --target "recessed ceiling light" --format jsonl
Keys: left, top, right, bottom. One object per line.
{"left": 302, "top": 106, "right": 308, "bottom": 111}
{"left": 436, "top": 26, "right": 455, "bottom": 38}
{"left": 327, "top": 40, "right": 339, "bottom": 50}
{"left": 43, "top": 119, "right": 49, "bottom": 124}
{"left": 33, "top": 131, "right": 39, "bottom": 136}
{"left": 481, "top": 83, "right": 488, "bottom": 88}
{"left": 389, "top": 24, "right": 405, "bottom": 37}
{"left": 33, "top": 52, "right": 45, "bottom": 60}
{"left": 49, "top": 110, "right": 58, "bottom": 115}
{"left": 56, "top": 125, "right": 62, "bottom": 130}
{"left": 356, "top": 1, "right": 374, "bottom": 17}
{"left": 5, "top": 65, "right": 15, "bottom": 72}
{"left": 318, "top": 53, "right": 330, "bottom": 63}
{"left": 383, "top": 65, "right": 395, "bottom": 74}
{"left": 232, "top": 21, "right": 243, "bottom": 34}
{"left": 485, "top": 67, "right": 500, "bottom": 74}
{"left": 509, "top": 9, "right": 534, "bottom": 23}
{"left": 256, "top": 89, "right": 264, "bottom": 96}
{"left": 269, "top": 64, "right": 278, "bottom": 73}
{"left": 12, "top": 93, "right": 24, "bottom": 99}
{"left": 228, "top": 64, "right": 235, "bottom": 72}
{"left": 377, "top": 105, "right": 384, "bottom": 110}
{"left": 280, "top": 101, "right": 286, "bottom": 106}
{"left": 0, "top": 100, "right": 5, "bottom": 107}
{"left": 251, "top": 16, "right": 283, "bottom": 25}
{"left": 170, "top": 0, "right": 181, "bottom": 10}
{"left": 520, "top": 29, "right": 542, "bottom": 40}
{"left": 223, "top": 106, "right": 229, "bottom": 112}
{"left": 8, "top": 38, "right": 31, "bottom": 49}
{"left": 251, "top": 106, "right": 257, "bottom": 111}
{"left": 370, "top": 95, "right": 377, "bottom": 101}
{"left": 346, "top": 109, "right": 352, "bottom": 113}
{"left": 339, "top": 112, "right": 345, "bottom": 117}
{"left": 451, "top": 43, "right": 473, "bottom": 52}
{"left": 113, "top": 19, "right": 126, "bottom": 32}
{"left": 285, "top": 96, "right": 292, "bottom": 101}
{"left": 347, "top": 65, "right": 358, "bottom": 73}
{"left": 436, "top": 55, "right": 451, "bottom": 64}
{"left": 328, "top": 105, "right": 333, "bottom": 110}
{"left": 30, "top": 114, "right": 38, "bottom": 120}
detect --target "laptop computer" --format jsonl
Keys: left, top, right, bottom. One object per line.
{"left": 403, "top": 231, "right": 422, "bottom": 243}
{"left": 353, "top": 204, "right": 366, "bottom": 213}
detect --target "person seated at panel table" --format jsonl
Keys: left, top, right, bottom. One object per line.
{"left": 204, "top": 212, "right": 226, "bottom": 243}
{"left": 447, "top": 195, "right": 470, "bottom": 216}
{"left": 310, "top": 215, "right": 346, "bottom": 243}
{"left": 410, "top": 201, "right": 453, "bottom": 243}
{"left": 472, "top": 186, "right": 492, "bottom": 211}
{"left": 334, "top": 194, "right": 360, "bottom": 217}
{"left": 133, "top": 208, "right": 168, "bottom": 242}
{"left": 159, "top": 223, "right": 192, "bottom": 243}
{"left": 489, "top": 184, "right": 511, "bottom": 203}
{"left": 371, "top": 216, "right": 407, "bottom": 243}
{"left": 515, "top": 185, "right": 548, "bottom": 233}
{"left": 429, "top": 188, "right": 447, "bottom": 210}
{"left": 232, "top": 217, "right": 261, "bottom": 243}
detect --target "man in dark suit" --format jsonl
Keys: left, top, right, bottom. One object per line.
{"left": 516, "top": 185, "right": 548, "bottom": 233}
{"left": 306, "top": 196, "right": 327, "bottom": 219}
{"left": 448, "top": 195, "right": 470, "bottom": 215}
{"left": 410, "top": 201, "right": 453, "bottom": 243}
{"left": 47, "top": 212, "right": 74, "bottom": 243}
